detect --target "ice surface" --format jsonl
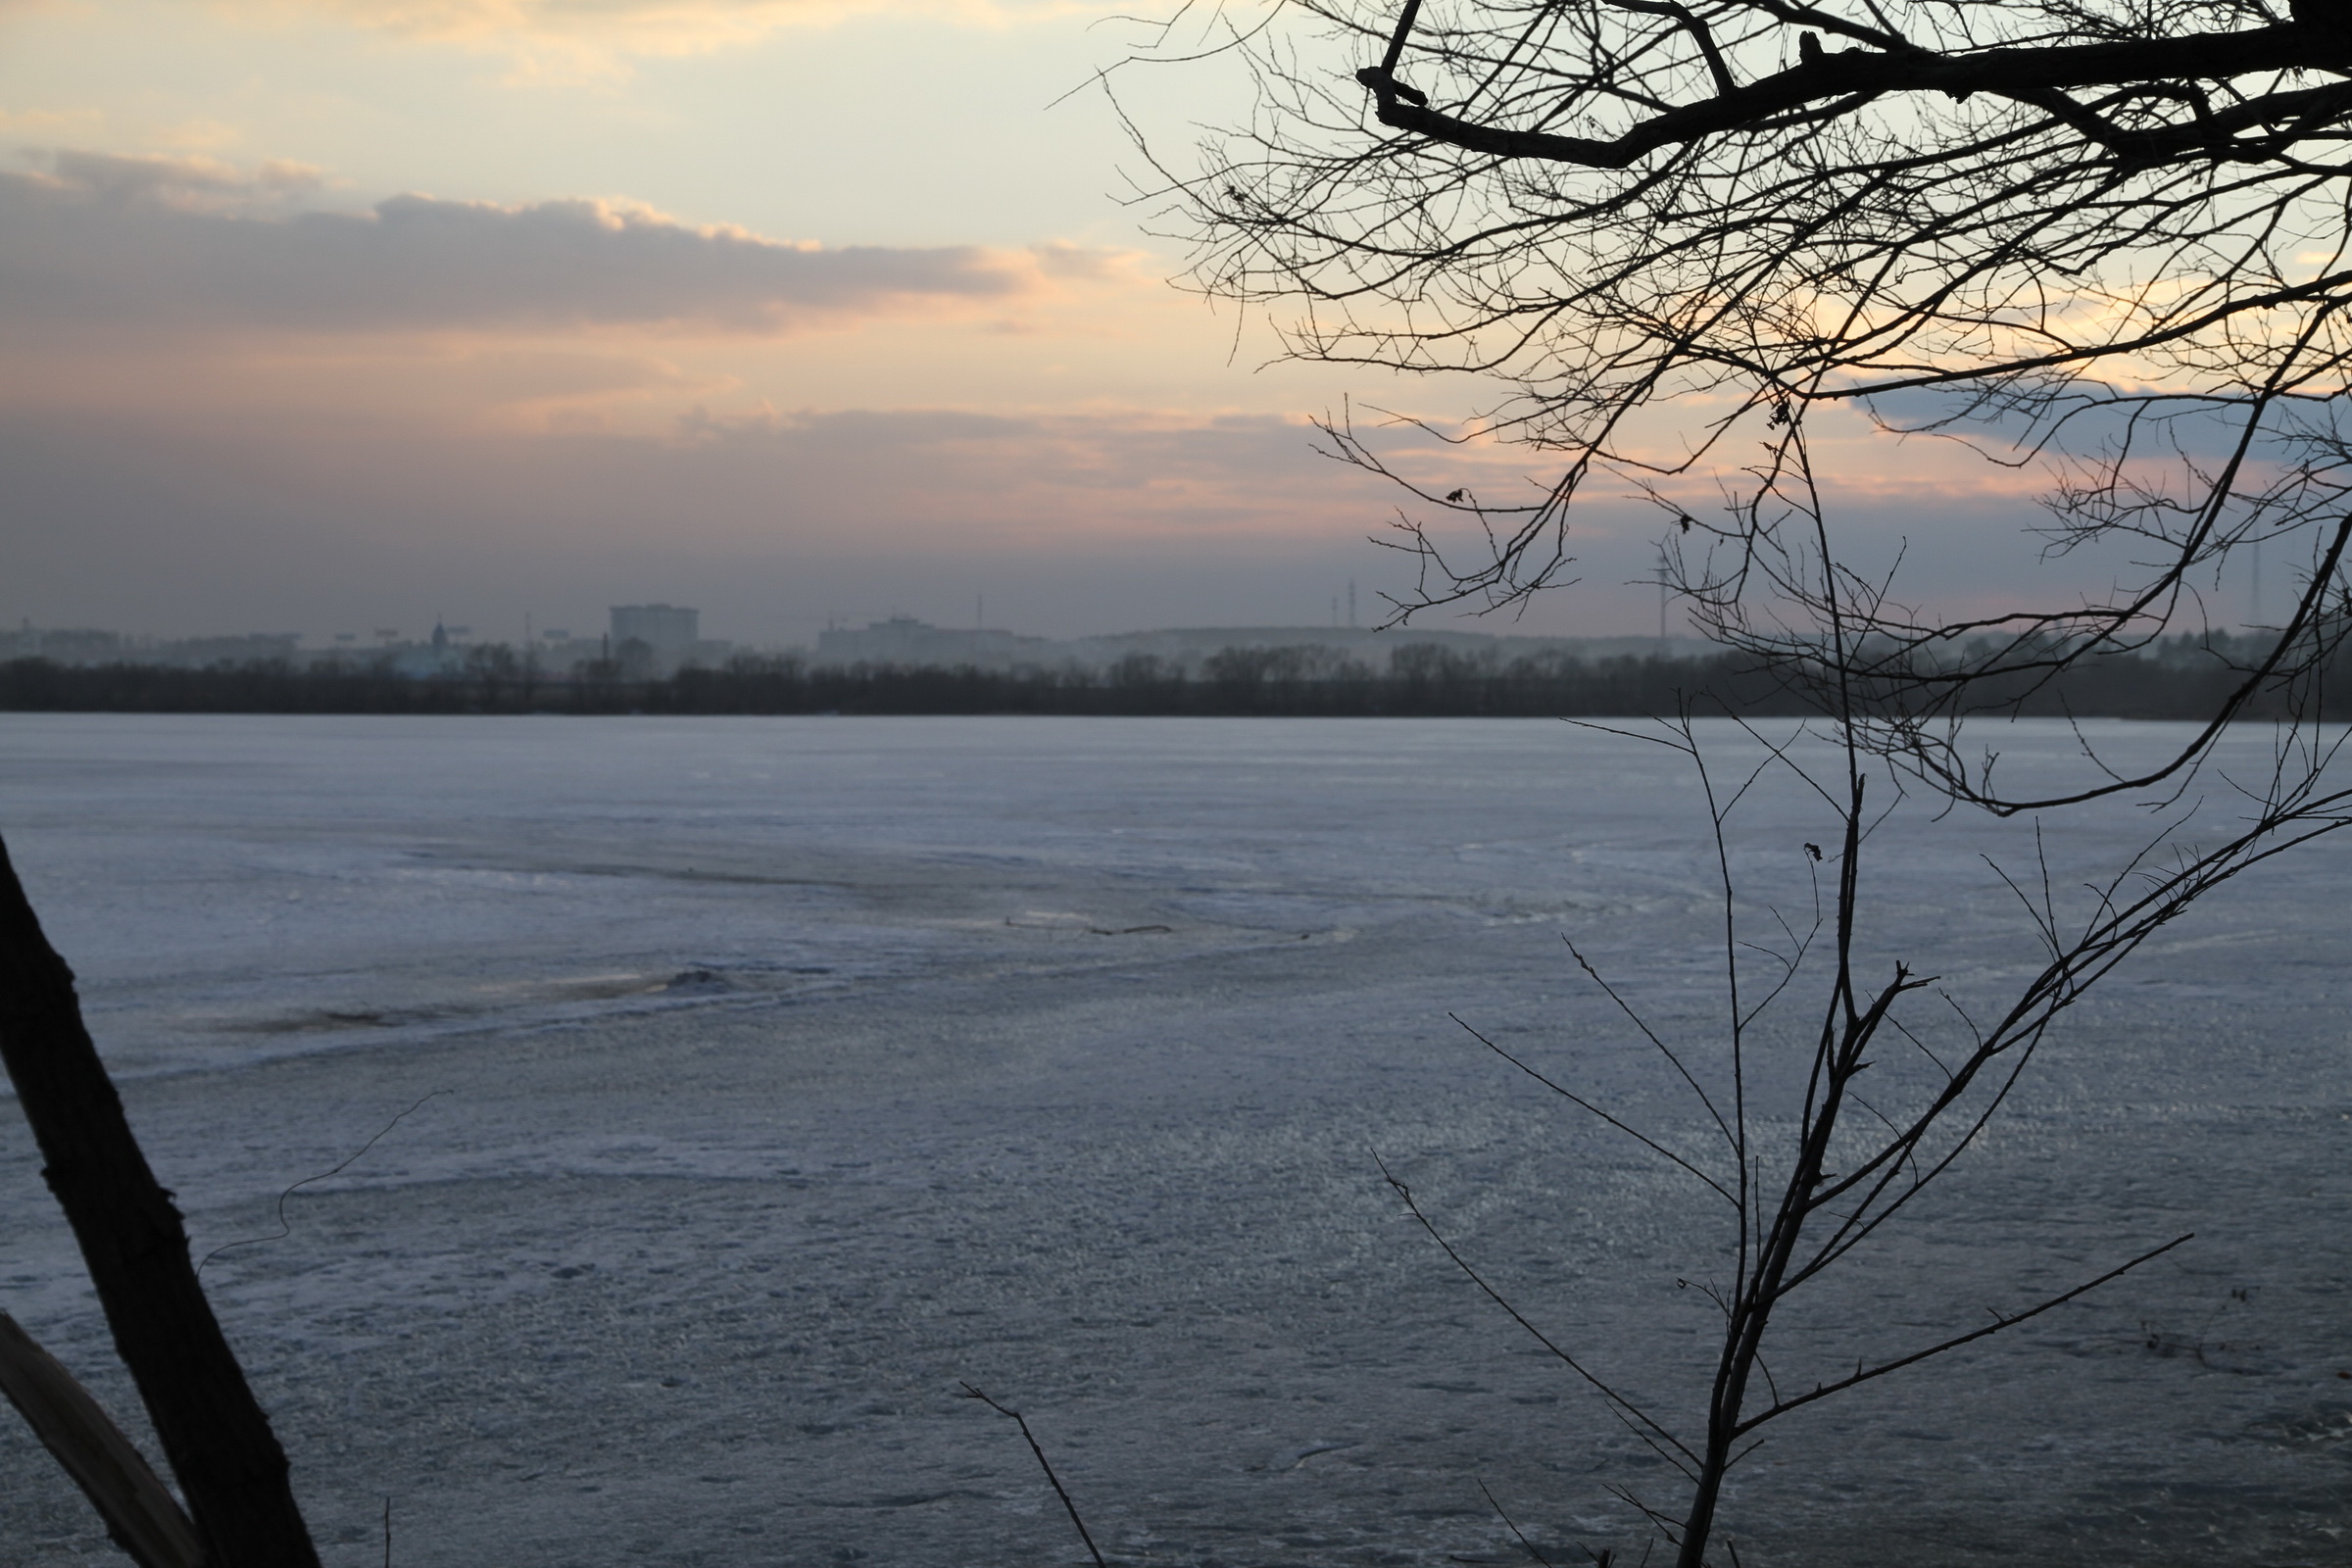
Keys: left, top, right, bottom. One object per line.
{"left": 0, "top": 713, "right": 2344, "bottom": 1566}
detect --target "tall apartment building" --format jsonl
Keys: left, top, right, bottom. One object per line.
{"left": 610, "top": 604, "right": 700, "bottom": 653}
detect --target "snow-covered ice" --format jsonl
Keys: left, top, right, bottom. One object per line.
{"left": 0, "top": 713, "right": 2344, "bottom": 1566}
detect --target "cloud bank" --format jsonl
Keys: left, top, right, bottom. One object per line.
{"left": 0, "top": 152, "right": 1041, "bottom": 335}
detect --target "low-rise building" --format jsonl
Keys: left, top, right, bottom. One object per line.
{"left": 813, "top": 616, "right": 1047, "bottom": 669}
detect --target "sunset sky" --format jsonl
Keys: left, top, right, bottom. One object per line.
{"left": 0, "top": 0, "right": 2088, "bottom": 648}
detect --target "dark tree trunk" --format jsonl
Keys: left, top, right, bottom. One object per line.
{"left": 0, "top": 832, "right": 319, "bottom": 1567}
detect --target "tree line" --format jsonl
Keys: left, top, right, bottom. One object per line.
{"left": 1, "top": 635, "right": 2339, "bottom": 719}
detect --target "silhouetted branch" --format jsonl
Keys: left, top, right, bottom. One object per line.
{"left": 0, "top": 1312, "right": 203, "bottom": 1568}
{"left": 0, "top": 833, "right": 321, "bottom": 1567}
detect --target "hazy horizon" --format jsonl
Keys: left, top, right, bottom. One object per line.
{"left": 6, "top": 605, "right": 1729, "bottom": 654}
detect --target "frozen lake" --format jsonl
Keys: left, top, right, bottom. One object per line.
{"left": 0, "top": 713, "right": 2345, "bottom": 1567}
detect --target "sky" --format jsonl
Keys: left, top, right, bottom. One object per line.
{"left": 0, "top": 0, "right": 2129, "bottom": 649}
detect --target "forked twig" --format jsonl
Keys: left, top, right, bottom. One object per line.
{"left": 959, "top": 1384, "right": 1109, "bottom": 1567}
{"left": 1456, "top": 1013, "right": 1736, "bottom": 1207}
{"left": 1738, "top": 1232, "right": 2194, "bottom": 1432}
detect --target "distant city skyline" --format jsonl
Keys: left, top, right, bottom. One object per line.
{"left": 4, "top": 599, "right": 1714, "bottom": 656}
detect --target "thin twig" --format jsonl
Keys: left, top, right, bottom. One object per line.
{"left": 959, "top": 1384, "right": 1109, "bottom": 1567}
{"left": 1738, "top": 1233, "right": 2194, "bottom": 1433}
{"left": 197, "top": 1090, "right": 449, "bottom": 1276}
{"left": 1456, "top": 1013, "right": 1736, "bottom": 1207}
{"left": 1371, "top": 1149, "right": 1697, "bottom": 1472}
{"left": 1479, "top": 1477, "right": 1557, "bottom": 1567}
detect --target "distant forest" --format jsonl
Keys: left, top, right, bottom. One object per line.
{"left": 3, "top": 636, "right": 2344, "bottom": 720}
